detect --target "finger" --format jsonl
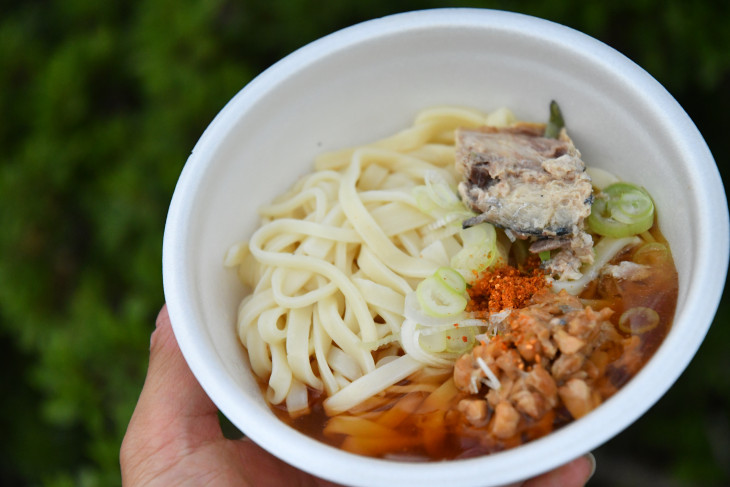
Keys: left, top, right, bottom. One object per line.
{"left": 144, "top": 304, "right": 219, "bottom": 430}
{"left": 522, "top": 453, "right": 595, "bottom": 487}
{"left": 122, "top": 306, "right": 222, "bottom": 467}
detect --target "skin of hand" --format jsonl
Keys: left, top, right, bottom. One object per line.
{"left": 120, "top": 305, "right": 595, "bottom": 487}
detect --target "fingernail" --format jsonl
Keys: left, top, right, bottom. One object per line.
{"left": 584, "top": 452, "right": 596, "bottom": 481}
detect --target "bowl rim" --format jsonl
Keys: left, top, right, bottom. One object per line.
{"left": 162, "top": 8, "right": 729, "bottom": 487}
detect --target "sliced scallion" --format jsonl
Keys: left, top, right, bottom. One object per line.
{"left": 416, "top": 274, "right": 468, "bottom": 318}
{"left": 618, "top": 307, "right": 660, "bottom": 334}
{"left": 434, "top": 266, "right": 467, "bottom": 294}
{"left": 418, "top": 330, "right": 448, "bottom": 353}
{"left": 412, "top": 170, "right": 463, "bottom": 216}
{"left": 633, "top": 242, "right": 670, "bottom": 266}
{"left": 461, "top": 222, "right": 496, "bottom": 247}
{"left": 424, "top": 171, "right": 461, "bottom": 209}
{"left": 418, "top": 324, "right": 476, "bottom": 354}
{"left": 588, "top": 182, "right": 655, "bottom": 238}
{"left": 450, "top": 222, "right": 502, "bottom": 281}
{"left": 445, "top": 326, "right": 475, "bottom": 353}
{"left": 604, "top": 183, "right": 654, "bottom": 226}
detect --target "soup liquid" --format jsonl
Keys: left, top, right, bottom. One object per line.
{"left": 270, "top": 232, "right": 678, "bottom": 461}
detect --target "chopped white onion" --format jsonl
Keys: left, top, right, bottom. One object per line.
{"left": 327, "top": 347, "right": 363, "bottom": 381}
{"left": 475, "top": 356, "right": 501, "bottom": 391}
{"left": 552, "top": 236, "right": 641, "bottom": 295}
{"left": 323, "top": 354, "right": 423, "bottom": 415}
{"left": 285, "top": 379, "right": 310, "bottom": 417}
{"left": 400, "top": 318, "right": 454, "bottom": 367}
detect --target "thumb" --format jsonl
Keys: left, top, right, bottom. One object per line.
{"left": 135, "top": 306, "right": 220, "bottom": 440}
{"left": 143, "top": 304, "right": 219, "bottom": 431}
{"left": 121, "top": 305, "right": 223, "bottom": 477}
{"left": 522, "top": 454, "right": 596, "bottom": 487}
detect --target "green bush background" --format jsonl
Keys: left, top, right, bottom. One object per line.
{"left": 1, "top": 1, "right": 728, "bottom": 486}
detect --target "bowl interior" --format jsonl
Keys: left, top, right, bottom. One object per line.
{"left": 162, "top": 9, "right": 728, "bottom": 487}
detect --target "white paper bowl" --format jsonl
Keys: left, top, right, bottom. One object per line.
{"left": 162, "top": 9, "right": 728, "bottom": 487}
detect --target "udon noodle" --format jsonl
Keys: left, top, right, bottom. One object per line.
{"left": 225, "top": 106, "right": 677, "bottom": 459}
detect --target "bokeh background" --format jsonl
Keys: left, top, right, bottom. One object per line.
{"left": 1, "top": 1, "right": 728, "bottom": 486}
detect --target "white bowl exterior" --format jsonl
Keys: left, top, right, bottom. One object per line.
{"left": 163, "top": 9, "right": 728, "bottom": 487}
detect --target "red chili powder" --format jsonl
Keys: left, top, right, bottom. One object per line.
{"left": 467, "top": 256, "right": 549, "bottom": 317}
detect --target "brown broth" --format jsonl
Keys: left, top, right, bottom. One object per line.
{"left": 268, "top": 228, "right": 679, "bottom": 461}
{"left": 583, "top": 238, "right": 679, "bottom": 384}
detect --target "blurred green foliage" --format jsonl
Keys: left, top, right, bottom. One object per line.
{"left": 0, "top": 1, "right": 727, "bottom": 486}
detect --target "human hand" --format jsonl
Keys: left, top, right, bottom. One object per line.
{"left": 120, "top": 304, "right": 341, "bottom": 487}
{"left": 120, "top": 305, "right": 595, "bottom": 487}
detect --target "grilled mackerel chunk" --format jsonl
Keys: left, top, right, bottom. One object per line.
{"left": 455, "top": 122, "right": 594, "bottom": 279}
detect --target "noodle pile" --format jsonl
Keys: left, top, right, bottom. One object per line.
{"left": 225, "top": 106, "right": 517, "bottom": 415}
